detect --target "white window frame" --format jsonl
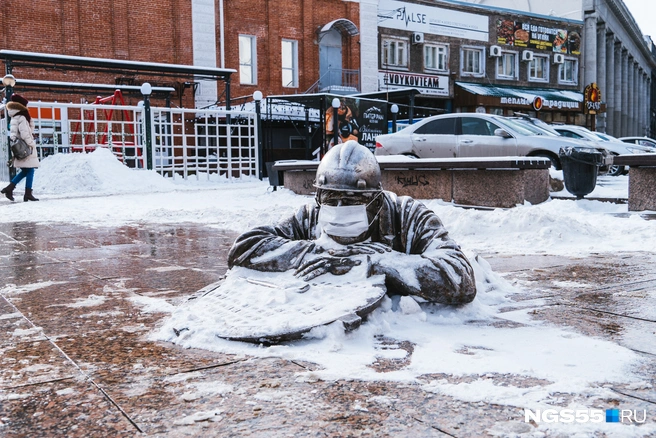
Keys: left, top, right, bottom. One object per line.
{"left": 424, "top": 43, "right": 448, "bottom": 72}
{"left": 528, "top": 55, "right": 549, "bottom": 83}
{"left": 239, "top": 35, "right": 257, "bottom": 85}
{"left": 282, "top": 39, "right": 299, "bottom": 88}
{"left": 558, "top": 57, "right": 578, "bottom": 85}
{"left": 460, "top": 46, "right": 484, "bottom": 77}
{"left": 382, "top": 37, "right": 409, "bottom": 70}
{"left": 496, "top": 51, "right": 518, "bottom": 80}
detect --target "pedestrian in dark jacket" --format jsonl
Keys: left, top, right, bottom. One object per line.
{"left": 2, "top": 94, "right": 40, "bottom": 201}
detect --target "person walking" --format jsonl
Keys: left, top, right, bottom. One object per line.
{"left": 1, "top": 94, "right": 40, "bottom": 202}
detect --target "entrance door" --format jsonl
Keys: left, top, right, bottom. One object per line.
{"left": 319, "top": 29, "right": 342, "bottom": 90}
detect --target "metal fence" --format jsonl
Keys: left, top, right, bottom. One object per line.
{"left": 1, "top": 101, "right": 258, "bottom": 182}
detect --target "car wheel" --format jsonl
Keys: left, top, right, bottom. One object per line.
{"left": 607, "top": 164, "right": 625, "bottom": 177}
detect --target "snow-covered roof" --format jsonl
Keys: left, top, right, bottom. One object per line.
{"left": 0, "top": 50, "right": 236, "bottom": 78}
{"left": 15, "top": 79, "right": 176, "bottom": 93}
{"left": 208, "top": 98, "right": 321, "bottom": 121}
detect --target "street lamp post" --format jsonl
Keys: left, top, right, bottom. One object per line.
{"left": 390, "top": 104, "right": 399, "bottom": 133}
{"left": 3, "top": 74, "right": 17, "bottom": 179}
{"left": 140, "top": 82, "right": 153, "bottom": 170}
{"left": 253, "top": 90, "right": 263, "bottom": 180}
{"left": 2, "top": 74, "right": 16, "bottom": 103}
{"left": 331, "top": 97, "right": 340, "bottom": 150}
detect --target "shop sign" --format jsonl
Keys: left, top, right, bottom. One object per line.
{"left": 323, "top": 96, "right": 388, "bottom": 152}
{"left": 499, "top": 96, "right": 580, "bottom": 110}
{"left": 584, "top": 83, "right": 603, "bottom": 114}
{"left": 379, "top": 71, "right": 449, "bottom": 96}
{"left": 496, "top": 19, "right": 581, "bottom": 55}
{"left": 378, "top": 0, "right": 489, "bottom": 42}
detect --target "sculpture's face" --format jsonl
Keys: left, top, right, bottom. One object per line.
{"left": 316, "top": 190, "right": 383, "bottom": 245}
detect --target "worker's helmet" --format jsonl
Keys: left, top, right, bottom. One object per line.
{"left": 314, "top": 141, "right": 382, "bottom": 193}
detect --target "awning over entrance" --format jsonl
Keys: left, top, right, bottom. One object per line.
{"left": 320, "top": 19, "right": 359, "bottom": 36}
{"left": 456, "top": 82, "right": 583, "bottom": 112}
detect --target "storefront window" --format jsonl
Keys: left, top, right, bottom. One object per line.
{"left": 496, "top": 52, "right": 517, "bottom": 80}
{"left": 382, "top": 38, "right": 408, "bottom": 69}
{"left": 529, "top": 56, "right": 549, "bottom": 82}
{"left": 558, "top": 58, "right": 578, "bottom": 85}
{"left": 282, "top": 39, "right": 298, "bottom": 88}
{"left": 424, "top": 44, "right": 448, "bottom": 71}
{"left": 461, "top": 47, "right": 484, "bottom": 77}
{"left": 239, "top": 35, "right": 257, "bottom": 85}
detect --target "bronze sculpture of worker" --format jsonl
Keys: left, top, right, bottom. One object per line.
{"left": 228, "top": 141, "right": 476, "bottom": 305}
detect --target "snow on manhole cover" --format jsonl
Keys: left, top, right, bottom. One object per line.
{"left": 157, "top": 258, "right": 386, "bottom": 343}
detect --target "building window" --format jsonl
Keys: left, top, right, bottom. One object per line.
{"left": 282, "top": 39, "right": 299, "bottom": 88}
{"left": 528, "top": 56, "right": 549, "bottom": 82}
{"left": 496, "top": 52, "right": 517, "bottom": 80}
{"left": 239, "top": 35, "right": 257, "bottom": 85}
{"left": 558, "top": 58, "right": 578, "bottom": 85}
{"left": 382, "top": 38, "right": 408, "bottom": 69}
{"left": 460, "top": 47, "right": 484, "bottom": 77}
{"left": 424, "top": 44, "right": 448, "bottom": 71}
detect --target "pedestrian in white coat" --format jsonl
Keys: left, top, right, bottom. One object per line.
{"left": 1, "top": 94, "right": 40, "bottom": 201}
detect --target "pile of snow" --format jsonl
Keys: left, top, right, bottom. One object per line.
{"left": 1, "top": 149, "right": 655, "bottom": 257}
{"left": 16, "top": 148, "right": 246, "bottom": 197}
{"left": 19, "top": 148, "right": 177, "bottom": 196}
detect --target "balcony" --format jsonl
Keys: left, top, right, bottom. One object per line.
{"left": 305, "top": 68, "right": 360, "bottom": 95}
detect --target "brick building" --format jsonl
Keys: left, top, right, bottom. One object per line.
{"left": 0, "top": 0, "right": 362, "bottom": 108}
{"left": 370, "top": 0, "right": 586, "bottom": 124}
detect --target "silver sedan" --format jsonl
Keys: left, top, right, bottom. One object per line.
{"left": 374, "top": 113, "right": 585, "bottom": 169}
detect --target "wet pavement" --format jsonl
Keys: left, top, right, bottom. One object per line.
{"left": 1, "top": 222, "right": 655, "bottom": 437}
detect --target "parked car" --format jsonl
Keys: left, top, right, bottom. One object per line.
{"left": 374, "top": 113, "right": 589, "bottom": 169}
{"left": 507, "top": 112, "right": 563, "bottom": 136}
{"left": 619, "top": 136, "right": 656, "bottom": 149}
{"left": 552, "top": 125, "right": 656, "bottom": 176}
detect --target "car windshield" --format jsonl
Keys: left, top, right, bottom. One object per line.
{"left": 593, "top": 132, "right": 613, "bottom": 142}
{"left": 529, "top": 119, "right": 561, "bottom": 136}
{"left": 511, "top": 119, "right": 559, "bottom": 136}
{"left": 493, "top": 117, "right": 542, "bottom": 136}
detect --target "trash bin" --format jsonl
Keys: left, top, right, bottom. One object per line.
{"left": 265, "top": 161, "right": 282, "bottom": 189}
{"left": 558, "top": 147, "right": 604, "bottom": 198}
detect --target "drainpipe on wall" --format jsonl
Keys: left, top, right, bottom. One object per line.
{"left": 219, "top": 0, "right": 225, "bottom": 68}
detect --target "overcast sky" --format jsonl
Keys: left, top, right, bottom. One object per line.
{"left": 623, "top": 0, "right": 656, "bottom": 40}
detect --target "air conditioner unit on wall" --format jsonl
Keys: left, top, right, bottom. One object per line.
{"left": 521, "top": 50, "right": 534, "bottom": 62}
{"left": 489, "top": 45, "right": 502, "bottom": 57}
{"left": 554, "top": 53, "right": 565, "bottom": 64}
{"left": 412, "top": 32, "right": 424, "bottom": 44}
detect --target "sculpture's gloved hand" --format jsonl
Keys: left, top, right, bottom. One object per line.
{"left": 327, "top": 242, "right": 392, "bottom": 257}
{"left": 294, "top": 256, "right": 362, "bottom": 281}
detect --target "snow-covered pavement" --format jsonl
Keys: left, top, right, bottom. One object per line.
{"left": 1, "top": 149, "right": 654, "bottom": 436}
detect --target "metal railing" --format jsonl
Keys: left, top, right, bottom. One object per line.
{"left": 151, "top": 107, "right": 258, "bottom": 180}
{"left": 305, "top": 68, "right": 360, "bottom": 94}
{"left": 1, "top": 102, "right": 258, "bottom": 182}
